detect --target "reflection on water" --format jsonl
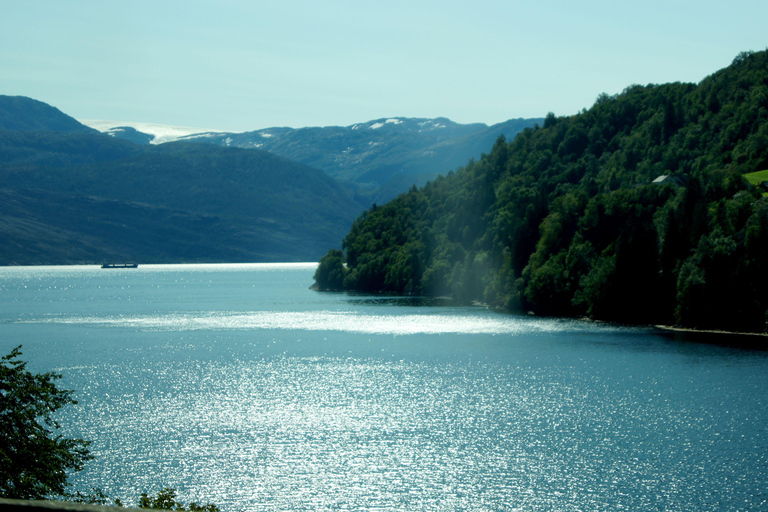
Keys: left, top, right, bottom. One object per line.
{"left": 655, "top": 327, "right": 768, "bottom": 351}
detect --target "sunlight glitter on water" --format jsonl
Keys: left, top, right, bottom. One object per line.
{"left": 5, "top": 264, "right": 767, "bottom": 511}
{"left": 65, "top": 353, "right": 768, "bottom": 511}
{"left": 67, "top": 358, "right": 576, "bottom": 510}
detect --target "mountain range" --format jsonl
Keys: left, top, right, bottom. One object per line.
{"left": 0, "top": 95, "right": 540, "bottom": 265}
{"left": 86, "top": 116, "right": 542, "bottom": 204}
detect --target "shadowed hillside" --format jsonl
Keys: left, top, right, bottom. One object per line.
{"left": 0, "top": 107, "right": 366, "bottom": 264}
{"left": 181, "top": 117, "right": 542, "bottom": 203}
{"left": 0, "top": 96, "right": 98, "bottom": 134}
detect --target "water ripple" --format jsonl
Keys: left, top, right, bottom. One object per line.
{"left": 64, "top": 356, "right": 768, "bottom": 511}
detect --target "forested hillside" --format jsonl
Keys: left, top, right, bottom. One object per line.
{"left": 315, "top": 50, "right": 768, "bottom": 333}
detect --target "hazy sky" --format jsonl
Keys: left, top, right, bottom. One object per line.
{"left": 2, "top": 0, "right": 766, "bottom": 132}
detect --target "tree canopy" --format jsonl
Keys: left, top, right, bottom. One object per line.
{"left": 138, "top": 487, "right": 221, "bottom": 511}
{"left": 317, "top": 49, "right": 768, "bottom": 333}
{"left": 0, "top": 346, "right": 92, "bottom": 499}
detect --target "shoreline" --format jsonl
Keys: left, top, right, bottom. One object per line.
{"left": 654, "top": 324, "right": 768, "bottom": 338}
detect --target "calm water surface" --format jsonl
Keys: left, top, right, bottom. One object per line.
{"left": 1, "top": 263, "right": 766, "bottom": 511}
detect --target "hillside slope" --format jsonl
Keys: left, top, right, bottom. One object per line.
{"left": 0, "top": 127, "right": 366, "bottom": 264}
{"left": 316, "top": 50, "right": 768, "bottom": 333}
{"left": 0, "top": 96, "right": 98, "bottom": 134}
{"left": 0, "top": 188, "right": 255, "bottom": 264}
{"left": 88, "top": 116, "right": 542, "bottom": 204}
{"left": 181, "top": 117, "right": 541, "bottom": 203}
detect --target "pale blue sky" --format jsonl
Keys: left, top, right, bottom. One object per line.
{"left": 1, "top": 0, "right": 766, "bottom": 132}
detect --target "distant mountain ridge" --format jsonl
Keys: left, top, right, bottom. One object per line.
{"left": 87, "top": 116, "right": 543, "bottom": 203}
{"left": 0, "top": 96, "right": 99, "bottom": 134}
{"left": 81, "top": 119, "right": 221, "bottom": 144}
{"left": 0, "top": 94, "right": 540, "bottom": 264}
{"left": 0, "top": 96, "right": 367, "bottom": 264}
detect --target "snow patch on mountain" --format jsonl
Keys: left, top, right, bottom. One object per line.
{"left": 418, "top": 120, "right": 447, "bottom": 129}
{"left": 80, "top": 119, "right": 230, "bottom": 144}
{"left": 367, "top": 119, "right": 405, "bottom": 130}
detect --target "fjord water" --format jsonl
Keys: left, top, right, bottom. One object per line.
{"left": 1, "top": 264, "right": 766, "bottom": 511}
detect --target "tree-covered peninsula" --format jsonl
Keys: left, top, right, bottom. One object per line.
{"left": 315, "top": 50, "right": 768, "bottom": 333}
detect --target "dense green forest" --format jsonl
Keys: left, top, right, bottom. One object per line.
{"left": 315, "top": 50, "right": 768, "bottom": 333}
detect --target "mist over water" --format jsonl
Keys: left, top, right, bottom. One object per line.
{"left": 1, "top": 264, "right": 766, "bottom": 511}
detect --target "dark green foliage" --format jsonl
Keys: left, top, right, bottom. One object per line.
{"left": 139, "top": 487, "right": 220, "bottom": 511}
{"left": 313, "top": 249, "right": 347, "bottom": 290}
{"left": 0, "top": 346, "right": 93, "bottom": 499}
{"left": 341, "top": 217, "right": 412, "bottom": 294}
{"left": 0, "top": 346, "right": 224, "bottom": 509}
{"left": 319, "top": 50, "right": 768, "bottom": 332}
